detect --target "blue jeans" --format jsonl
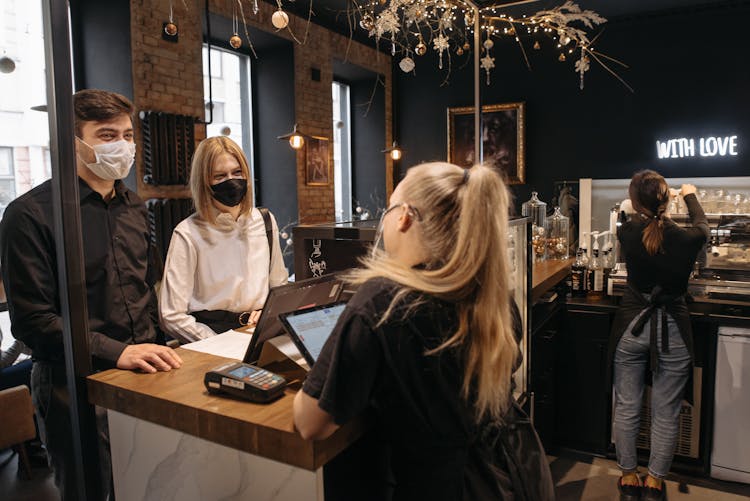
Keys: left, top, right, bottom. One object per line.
{"left": 613, "top": 310, "right": 691, "bottom": 479}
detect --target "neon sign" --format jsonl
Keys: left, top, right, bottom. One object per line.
{"left": 656, "top": 135, "right": 738, "bottom": 159}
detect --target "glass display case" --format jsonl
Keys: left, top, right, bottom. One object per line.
{"left": 508, "top": 216, "right": 532, "bottom": 403}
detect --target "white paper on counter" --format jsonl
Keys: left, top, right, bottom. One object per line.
{"left": 180, "top": 329, "right": 254, "bottom": 360}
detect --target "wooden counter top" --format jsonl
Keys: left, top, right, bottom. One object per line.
{"left": 87, "top": 348, "right": 367, "bottom": 471}
{"left": 531, "top": 258, "right": 574, "bottom": 303}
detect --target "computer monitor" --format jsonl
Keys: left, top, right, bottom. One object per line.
{"left": 278, "top": 302, "right": 348, "bottom": 367}
{"left": 242, "top": 274, "right": 344, "bottom": 363}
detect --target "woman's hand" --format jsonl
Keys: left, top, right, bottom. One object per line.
{"left": 680, "top": 184, "right": 697, "bottom": 197}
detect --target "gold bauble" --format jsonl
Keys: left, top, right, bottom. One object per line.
{"left": 463, "top": 42, "right": 470, "bottom": 51}
{"left": 229, "top": 34, "right": 242, "bottom": 49}
{"left": 533, "top": 40, "right": 540, "bottom": 50}
{"left": 456, "top": 47, "right": 464, "bottom": 56}
{"left": 164, "top": 22, "right": 178, "bottom": 36}
{"left": 415, "top": 41, "right": 427, "bottom": 56}
{"left": 558, "top": 52, "right": 566, "bottom": 62}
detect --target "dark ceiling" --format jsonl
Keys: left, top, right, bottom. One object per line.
{"left": 277, "top": 0, "right": 739, "bottom": 51}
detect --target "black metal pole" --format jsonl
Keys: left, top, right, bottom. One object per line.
{"left": 41, "top": 0, "right": 102, "bottom": 499}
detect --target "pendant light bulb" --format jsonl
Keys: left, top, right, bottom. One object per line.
{"left": 384, "top": 141, "right": 402, "bottom": 160}
{"left": 289, "top": 133, "right": 305, "bottom": 150}
{"left": 272, "top": 9, "right": 289, "bottom": 30}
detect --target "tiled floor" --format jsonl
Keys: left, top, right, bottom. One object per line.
{"left": 550, "top": 455, "right": 750, "bottom": 500}
{"left": 1, "top": 447, "right": 749, "bottom": 500}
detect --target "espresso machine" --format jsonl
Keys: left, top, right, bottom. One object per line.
{"left": 684, "top": 213, "right": 750, "bottom": 303}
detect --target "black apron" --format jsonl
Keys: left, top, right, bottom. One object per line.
{"left": 607, "top": 283, "right": 695, "bottom": 403}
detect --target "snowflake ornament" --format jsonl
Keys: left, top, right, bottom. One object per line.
{"left": 433, "top": 33, "right": 449, "bottom": 69}
{"left": 438, "top": 10, "right": 453, "bottom": 31}
{"left": 480, "top": 53, "right": 495, "bottom": 85}
{"left": 575, "top": 51, "right": 590, "bottom": 89}
{"left": 404, "top": 3, "right": 428, "bottom": 26}
{"left": 373, "top": 10, "right": 400, "bottom": 39}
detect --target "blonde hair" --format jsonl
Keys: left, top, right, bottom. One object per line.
{"left": 189, "top": 136, "right": 253, "bottom": 224}
{"left": 348, "top": 162, "right": 517, "bottom": 422}
{"left": 629, "top": 169, "right": 670, "bottom": 255}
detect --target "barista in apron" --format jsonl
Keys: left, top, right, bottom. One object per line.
{"left": 608, "top": 170, "right": 709, "bottom": 501}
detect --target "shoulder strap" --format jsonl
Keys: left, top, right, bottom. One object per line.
{"left": 257, "top": 207, "right": 273, "bottom": 272}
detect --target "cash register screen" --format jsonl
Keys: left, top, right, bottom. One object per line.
{"left": 281, "top": 303, "right": 347, "bottom": 364}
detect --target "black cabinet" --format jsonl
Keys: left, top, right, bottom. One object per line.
{"left": 530, "top": 297, "right": 563, "bottom": 448}
{"left": 556, "top": 304, "right": 615, "bottom": 455}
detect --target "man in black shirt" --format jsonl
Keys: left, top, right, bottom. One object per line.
{"left": 0, "top": 89, "right": 182, "bottom": 500}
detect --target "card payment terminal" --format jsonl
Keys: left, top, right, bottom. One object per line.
{"left": 204, "top": 362, "right": 286, "bottom": 403}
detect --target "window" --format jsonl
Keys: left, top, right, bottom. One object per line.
{"left": 332, "top": 82, "right": 352, "bottom": 221}
{"left": 202, "top": 44, "right": 254, "bottom": 192}
{"left": 0, "top": 0, "right": 50, "bottom": 221}
{"left": 0, "top": 147, "right": 15, "bottom": 217}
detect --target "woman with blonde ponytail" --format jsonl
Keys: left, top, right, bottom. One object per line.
{"left": 611, "top": 170, "right": 709, "bottom": 501}
{"left": 294, "top": 162, "right": 553, "bottom": 500}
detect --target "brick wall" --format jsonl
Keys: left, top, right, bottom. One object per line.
{"left": 129, "top": 0, "right": 392, "bottom": 221}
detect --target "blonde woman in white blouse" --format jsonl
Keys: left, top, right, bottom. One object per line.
{"left": 159, "top": 137, "right": 288, "bottom": 344}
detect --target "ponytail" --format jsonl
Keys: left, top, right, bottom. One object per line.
{"left": 348, "top": 163, "right": 517, "bottom": 422}
{"left": 642, "top": 216, "right": 664, "bottom": 255}
{"left": 629, "top": 169, "right": 669, "bottom": 255}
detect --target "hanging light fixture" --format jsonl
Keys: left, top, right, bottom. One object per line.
{"left": 272, "top": 0, "right": 289, "bottom": 30}
{"left": 230, "top": 3, "right": 242, "bottom": 49}
{"left": 0, "top": 53, "right": 15, "bottom": 74}
{"left": 277, "top": 124, "right": 308, "bottom": 150}
{"left": 382, "top": 141, "right": 403, "bottom": 161}
{"left": 162, "top": 0, "right": 178, "bottom": 40}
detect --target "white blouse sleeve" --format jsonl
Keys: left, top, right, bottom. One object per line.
{"left": 268, "top": 212, "right": 289, "bottom": 287}
{"left": 158, "top": 228, "right": 217, "bottom": 343}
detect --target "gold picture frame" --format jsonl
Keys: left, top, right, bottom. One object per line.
{"left": 447, "top": 102, "right": 526, "bottom": 184}
{"left": 305, "top": 136, "right": 330, "bottom": 186}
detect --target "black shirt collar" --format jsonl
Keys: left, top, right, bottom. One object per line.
{"left": 78, "top": 178, "right": 135, "bottom": 205}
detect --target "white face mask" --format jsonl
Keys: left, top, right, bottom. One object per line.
{"left": 77, "top": 139, "right": 136, "bottom": 180}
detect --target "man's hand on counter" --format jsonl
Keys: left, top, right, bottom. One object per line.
{"left": 117, "top": 343, "right": 183, "bottom": 373}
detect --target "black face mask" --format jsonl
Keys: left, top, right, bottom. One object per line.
{"left": 211, "top": 178, "right": 247, "bottom": 207}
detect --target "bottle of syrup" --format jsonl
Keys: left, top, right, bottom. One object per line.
{"left": 570, "top": 246, "right": 587, "bottom": 297}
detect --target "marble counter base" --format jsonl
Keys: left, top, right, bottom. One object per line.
{"left": 108, "top": 410, "right": 323, "bottom": 501}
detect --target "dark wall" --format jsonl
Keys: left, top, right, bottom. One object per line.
{"left": 349, "top": 76, "right": 386, "bottom": 214}
{"left": 70, "top": 0, "right": 136, "bottom": 190}
{"left": 253, "top": 44, "right": 297, "bottom": 271}
{"left": 395, "top": 4, "right": 749, "bottom": 212}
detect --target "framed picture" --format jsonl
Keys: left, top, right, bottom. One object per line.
{"left": 305, "top": 136, "right": 330, "bottom": 186}
{"left": 447, "top": 102, "right": 526, "bottom": 184}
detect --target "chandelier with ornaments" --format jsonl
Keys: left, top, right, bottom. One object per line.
{"left": 352, "top": 0, "right": 629, "bottom": 89}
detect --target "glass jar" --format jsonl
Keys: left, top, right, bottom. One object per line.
{"left": 522, "top": 192, "right": 547, "bottom": 261}
{"left": 545, "top": 206, "right": 569, "bottom": 260}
